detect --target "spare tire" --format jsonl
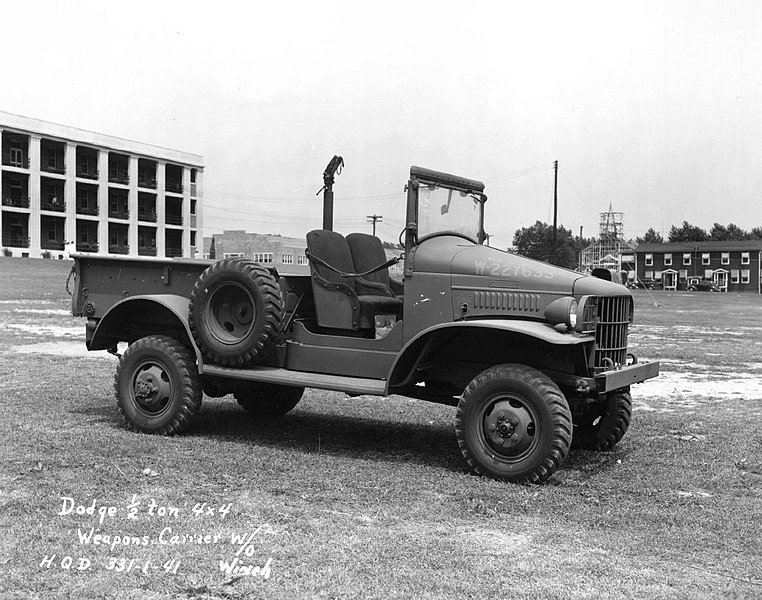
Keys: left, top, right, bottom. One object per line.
{"left": 189, "top": 259, "right": 283, "bottom": 366}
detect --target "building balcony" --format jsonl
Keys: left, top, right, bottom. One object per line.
{"left": 165, "top": 247, "right": 183, "bottom": 258}
{"left": 108, "top": 244, "right": 130, "bottom": 255}
{"left": 109, "top": 170, "right": 130, "bottom": 185}
{"left": 42, "top": 162, "right": 66, "bottom": 175}
{"left": 76, "top": 205, "right": 99, "bottom": 216}
{"left": 165, "top": 214, "right": 183, "bottom": 226}
{"left": 2, "top": 156, "right": 30, "bottom": 169}
{"left": 2, "top": 235, "right": 30, "bottom": 248}
{"left": 41, "top": 239, "right": 66, "bottom": 251}
{"left": 76, "top": 168, "right": 99, "bottom": 180}
{"left": 109, "top": 208, "right": 130, "bottom": 220}
{"left": 138, "top": 176, "right": 157, "bottom": 189}
{"left": 138, "top": 211, "right": 157, "bottom": 223}
{"left": 138, "top": 246, "right": 158, "bottom": 257}
{"left": 76, "top": 242, "right": 99, "bottom": 253}
{"left": 2, "top": 196, "right": 30, "bottom": 209}
{"left": 41, "top": 199, "right": 66, "bottom": 212}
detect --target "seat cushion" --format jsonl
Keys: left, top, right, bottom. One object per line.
{"left": 357, "top": 295, "right": 403, "bottom": 329}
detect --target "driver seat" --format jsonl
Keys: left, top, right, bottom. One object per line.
{"left": 306, "top": 230, "right": 402, "bottom": 331}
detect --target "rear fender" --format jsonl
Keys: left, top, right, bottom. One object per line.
{"left": 386, "top": 319, "right": 594, "bottom": 394}
{"left": 88, "top": 294, "right": 200, "bottom": 363}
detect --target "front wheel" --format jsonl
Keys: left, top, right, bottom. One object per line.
{"left": 455, "top": 364, "right": 572, "bottom": 484}
{"left": 572, "top": 390, "right": 632, "bottom": 451}
{"left": 115, "top": 335, "right": 202, "bottom": 435}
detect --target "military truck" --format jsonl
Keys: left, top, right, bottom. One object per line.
{"left": 69, "top": 163, "right": 658, "bottom": 483}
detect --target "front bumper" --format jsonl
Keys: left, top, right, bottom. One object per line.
{"left": 595, "top": 361, "right": 660, "bottom": 393}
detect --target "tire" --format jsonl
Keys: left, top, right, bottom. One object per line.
{"left": 189, "top": 259, "right": 283, "bottom": 366}
{"left": 235, "top": 384, "right": 304, "bottom": 417}
{"left": 114, "top": 335, "right": 201, "bottom": 435}
{"left": 455, "top": 364, "right": 572, "bottom": 484}
{"left": 572, "top": 390, "right": 632, "bottom": 451}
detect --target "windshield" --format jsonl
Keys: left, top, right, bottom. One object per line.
{"left": 417, "top": 183, "right": 484, "bottom": 243}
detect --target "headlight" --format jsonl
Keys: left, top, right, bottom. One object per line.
{"left": 545, "top": 297, "right": 578, "bottom": 330}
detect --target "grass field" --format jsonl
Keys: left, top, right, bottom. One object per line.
{"left": 0, "top": 257, "right": 760, "bottom": 599}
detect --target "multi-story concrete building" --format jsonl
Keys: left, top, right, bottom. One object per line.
{"left": 1, "top": 111, "right": 203, "bottom": 259}
{"left": 634, "top": 241, "right": 762, "bottom": 293}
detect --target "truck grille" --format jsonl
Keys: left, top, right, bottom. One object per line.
{"left": 594, "top": 296, "right": 632, "bottom": 370}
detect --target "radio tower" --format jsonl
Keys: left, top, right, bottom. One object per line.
{"left": 579, "top": 203, "right": 633, "bottom": 277}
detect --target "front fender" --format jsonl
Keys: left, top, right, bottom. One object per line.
{"left": 385, "top": 319, "right": 594, "bottom": 394}
{"left": 88, "top": 294, "right": 200, "bottom": 362}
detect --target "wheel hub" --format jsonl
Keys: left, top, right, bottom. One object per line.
{"left": 207, "top": 283, "right": 256, "bottom": 344}
{"left": 484, "top": 400, "right": 535, "bottom": 455}
{"left": 133, "top": 365, "right": 171, "bottom": 411}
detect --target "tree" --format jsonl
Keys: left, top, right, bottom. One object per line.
{"left": 208, "top": 236, "right": 216, "bottom": 260}
{"left": 668, "top": 221, "right": 708, "bottom": 243}
{"left": 512, "top": 221, "right": 581, "bottom": 269}
{"left": 725, "top": 223, "right": 749, "bottom": 241}
{"left": 636, "top": 228, "right": 663, "bottom": 244}
{"left": 709, "top": 222, "right": 749, "bottom": 241}
{"left": 750, "top": 227, "right": 762, "bottom": 240}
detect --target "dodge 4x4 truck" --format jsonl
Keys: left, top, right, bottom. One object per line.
{"left": 70, "top": 164, "right": 658, "bottom": 483}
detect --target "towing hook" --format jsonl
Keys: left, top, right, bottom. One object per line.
{"left": 627, "top": 353, "right": 638, "bottom": 365}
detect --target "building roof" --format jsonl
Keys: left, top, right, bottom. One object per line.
{"left": 635, "top": 240, "right": 762, "bottom": 253}
{"left": 0, "top": 110, "right": 204, "bottom": 166}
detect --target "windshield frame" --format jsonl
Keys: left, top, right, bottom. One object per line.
{"left": 407, "top": 166, "right": 487, "bottom": 246}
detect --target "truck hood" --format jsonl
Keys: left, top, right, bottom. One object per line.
{"left": 414, "top": 236, "right": 583, "bottom": 294}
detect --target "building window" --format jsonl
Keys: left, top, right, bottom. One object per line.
{"left": 731, "top": 269, "right": 739, "bottom": 284}
{"left": 645, "top": 254, "right": 653, "bottom": 266}
{"left": 741, "top": 269, "right": 750, "bottom": 284}
{"left": 741, "top": 252, "right": 750, "bottom": 265}
{"left": 223, "top": 253, "right": 244, "bottom": 259}
{"left": 254, "top": 252, "right": 273, "bottom": 263}
{"left": 281, "top": 254, "right": 294, "bottom": 264}
{"left": 664, "top": 253, "right": 672, "bottom": 266}
{"left": 655, "top": 271, "right": 662, "bottom": 281}
{"left": 645, "top": 270, "right": 654, "bottom": 280}
{"left": 10, "top": 141, "right": 24, "bottom": 167}
{"left": 704, "top": 269, "right": 713, "bottom": 279}
{"left": 721, "top": 252, "right": 730, "bottom": 265}
{"left": 679, "top": 269, "right": 688, "bottom": 279}
{"left": 683, "top": 253, "right": 691, "bottom": 266}
{"left": 702, "top": 253, "right": 710, "bottom": 265}
{"left": 297, "top": 254, "right": 307, "bottom": 265}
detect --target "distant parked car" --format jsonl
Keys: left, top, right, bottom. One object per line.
{"left": 628, "top": 279, "right": 661, "bottom": 290}
{"left": 688, "top": 280, "right": 720, "bottom": 292}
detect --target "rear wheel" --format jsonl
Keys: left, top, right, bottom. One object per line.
{"left": 115, "top": 335, "right": 201, "bottom": 435}
{"left": 572, "top": 390, "right": 632, "bottom": 451}
{"left": 235, "top": 384, "right": 304, "bottom": 417}
{"left": 455, "top": 364, "right": 572, "bottom": 483}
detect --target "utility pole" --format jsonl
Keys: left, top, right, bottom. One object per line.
{"left": 552, "top": 160, "right": 558, "bottom": 263}
{"left": 366, "top": 214, "right": 383, "bottom": 236}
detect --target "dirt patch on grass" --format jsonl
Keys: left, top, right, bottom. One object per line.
{"left": 13, "top": 341, "right": 115, "bottom": 360}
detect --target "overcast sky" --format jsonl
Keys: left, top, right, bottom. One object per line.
{"left": 2, "top": 0, "right": 760, "bottom": 248}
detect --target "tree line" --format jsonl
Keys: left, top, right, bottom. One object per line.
{"left": 510, "top": 221, "right": 762, "bottom": 270}
{"left": 637, "top": 221, "right": 762, "bottom": 244}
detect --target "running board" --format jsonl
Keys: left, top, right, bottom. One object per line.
{"left": 201, "top": 365, "right": 388, "bottom": 397}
